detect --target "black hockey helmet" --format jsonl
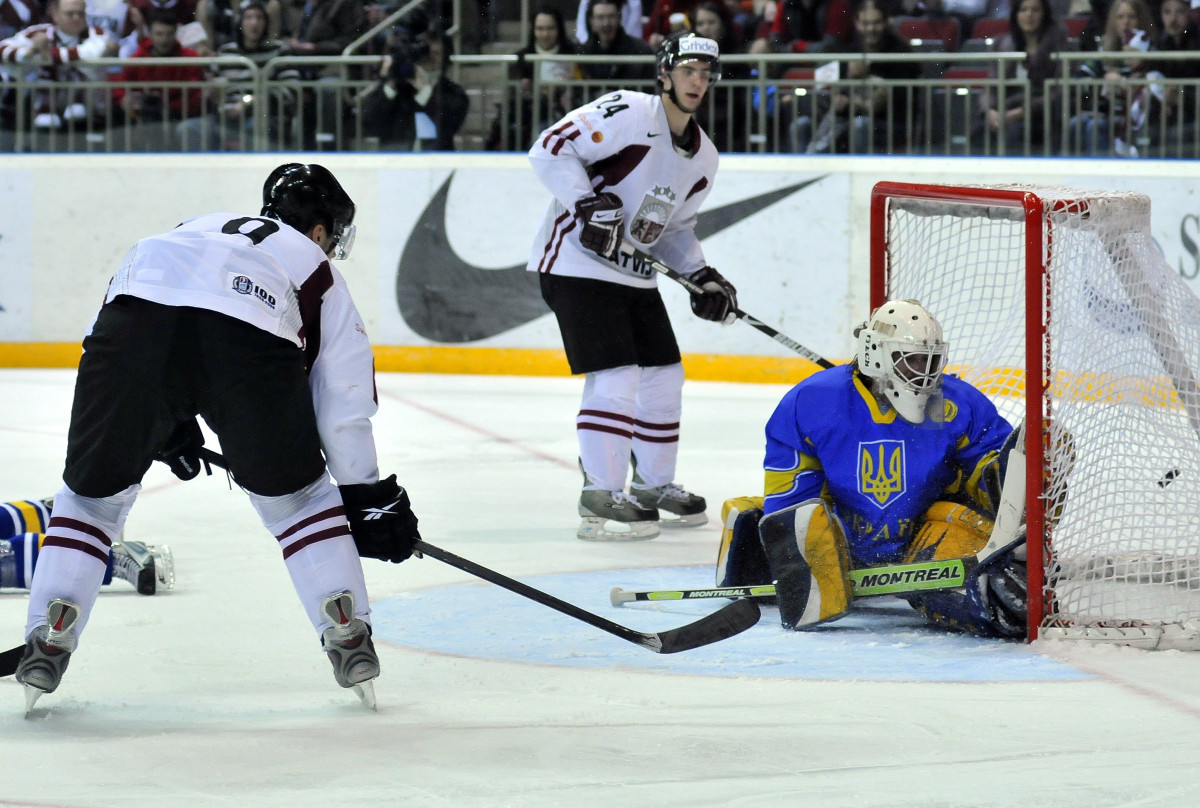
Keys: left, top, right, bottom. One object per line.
{"left": 656, "top": 31, "right": 721, "bottom": 82}
{"left": 261, "top": 163, "right": 357, "bottom": 260}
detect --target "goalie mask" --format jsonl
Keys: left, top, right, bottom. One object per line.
{"left": 261, "top": 163, "right": 357, "bottom": 260}
{"left": 855, "top": 300, "right": 948, "bottom": 425}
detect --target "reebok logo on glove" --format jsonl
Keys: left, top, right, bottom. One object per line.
{"left": 362, "top": 499, "right": 403, "bottom": 520}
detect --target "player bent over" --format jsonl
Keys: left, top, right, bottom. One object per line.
{"left": 528, "top": 31, "right": 739, "bottom": 541}
{"left": 0, "top": 499, "right": 173, "bottom": 596}
{"left": 15, "top": 164, "right": 421, "bottom": 712}
{"left": 717, "top": 300, "right": 1029, "bottom": 637}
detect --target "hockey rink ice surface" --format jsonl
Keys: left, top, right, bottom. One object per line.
{"left": 0, "top": 369, "right": 1198, "bottom": 808}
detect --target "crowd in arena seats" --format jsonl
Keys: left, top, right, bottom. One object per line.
{"left": 1, "top": 0, "right": 1199, "bottom": 155}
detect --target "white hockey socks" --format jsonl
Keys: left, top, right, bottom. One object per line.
{"left": 25, "top": 483, "right": 139, "bottom": 642}
{"left": 576, "top": 365, "right": 639, "bottom": 491}
{"left": 631, "top": 363, "right": 684, "bottom": 489}
{"left": 248, "top": 475, "right": 370, "bottom": 635}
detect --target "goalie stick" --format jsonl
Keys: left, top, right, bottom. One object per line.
{"left": 618, "top": 242, "right": 834, "bottom": 369}
{"left": 612, "top": 557, "right": 985, "bottom": 606}
{"left": 613, "top": 425, "right": 1030, "bottom": 611}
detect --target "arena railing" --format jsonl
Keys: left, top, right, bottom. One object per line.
{"left": 2, "top": 50, "right": 1197, "bottom": 157}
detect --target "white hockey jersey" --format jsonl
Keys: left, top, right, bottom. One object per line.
{"left": 527, "top": 90, "right": 717, "bottom": 288}
{"left": 103, "top": 212, "right": 380, "bottom": 486}
{"left": 0, "top": 21, "right": 109, "bottom": 79}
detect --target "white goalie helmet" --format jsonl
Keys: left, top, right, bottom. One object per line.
{"left": 855, "top": 299, "right": 948, "bottom": 424}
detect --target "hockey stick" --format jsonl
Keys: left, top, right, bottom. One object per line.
{"left": 0, "top": 644, "right": 22, "bottom": 677}
{"left": 187, "top": 450, "right": 759, "bottom": 652}
{"left": 617, "top": 242, "right": 835, "bottom": 369}
{"left": 414, "top": 540, "right": 760, "bottom": 653}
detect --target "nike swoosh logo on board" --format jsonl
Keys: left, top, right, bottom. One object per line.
{"left": 647, "top": 132, "right": 661, "bottom": 137}
{"left": 396, "top": 173, "right": 827, "bottom": 343}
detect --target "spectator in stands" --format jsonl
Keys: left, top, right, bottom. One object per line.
{"left": 282, "top": 0, "right": 362, "bottom": 148}
{"left": 575, "top": 0, "right": 642, "bottom": 44}
{"left": 282, "top": 0, "right": 361, "bottom": 58}
{"left": 113, "top": 7, "right": 208, "bottom": 146}
{"left": 177, "top": 0, "right": 296, "bottom": 149}
{"left": 1141, "top": 0, "right": 1200, "bottom": 155}
{"left": 1069, "top": 0, "right": 1154, "bottom": 154}
{"left": 197, "top": 0, "right": 281, "bottom": 50}
{"left": 0, "top": 0, "right": 115, "bottom": 129}
{"left": 748, "top": 0, "right": 851, "bottom": 58}
{"left": 577, "top": 0, "right": 655, "bottom": 82}
{"left": 789, "top": 0, "right": 919, "bottom": 152}
{"left": 691, "top": 0, "right": 752, "bottom": 150}
{"left": 127, "top": 0, "right": 209, "bottom": 54}
{"left": 979, "top": 0, "right": 1066, "bottom": 154}
{"left": 361, "top": 20, "right": 468, "bottom": 150}
{"left": 485, "top": 5, "right": 579, "bottom": 150}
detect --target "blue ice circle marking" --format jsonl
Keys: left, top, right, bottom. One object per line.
{"left": 371, "top": 566, "right": 1090, "bottom": 682}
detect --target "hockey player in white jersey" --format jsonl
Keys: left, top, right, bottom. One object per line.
{"left": 528, "top": 31, "right": 738, "bottom": 541}
{"left": 14, "top": 163, "right": 421, "bottom": 713}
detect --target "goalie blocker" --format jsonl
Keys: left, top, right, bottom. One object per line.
{"left": 717, "top": 497, "right": 1028, "bottom": 637}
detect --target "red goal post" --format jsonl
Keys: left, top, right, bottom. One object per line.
{"left": 869, "top": 181, "right": 1200, "bottom": 649}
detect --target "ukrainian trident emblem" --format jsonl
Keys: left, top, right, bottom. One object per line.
{"left": 859, "top": 440, "right": 904, "bottom": 505}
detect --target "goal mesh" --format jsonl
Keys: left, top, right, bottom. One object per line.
{"left": 871, "top": 182, "right": 1200, "bottom": 648}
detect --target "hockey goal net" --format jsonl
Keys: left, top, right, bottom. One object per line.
{"left": 870, "top": 182, "right": 1200, "bottom": 649}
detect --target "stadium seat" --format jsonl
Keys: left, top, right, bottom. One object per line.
{"left": 896, "top": 16, "right": 962, "bottom": 51}
{"left": 1061, "top": 16, "right": 1090, "bottom": 39}
{"left": 970, "top": 18, "right": 1010, "bottom": 40}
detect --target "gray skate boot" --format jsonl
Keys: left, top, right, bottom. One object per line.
{"left": 577, "top": 462, "right": 660, "bottom": 541}
{"left": 15, "top": 598, "right": 80, "bottom": 715}
{"left": 631, "top": 466, "right": 708, "bottom": 528}
{"left": 111, "top": 541, "right": 175, "bottom": 596}
{"left": 320, "top": 591, "right": 379, "bottom": 710}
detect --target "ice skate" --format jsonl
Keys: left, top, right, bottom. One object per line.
{"left": 15, "top": 598, "right": 79, "bottom": 716}
{"left": 577, "top": 461, "right": 660, "bottom": 541}
{"left": 631, "top": 469, "right": 708, "bottom": 528}
{"left": 320, "top": 591, "right": 379, "bottom": 710}
{"left": 111, "top": 540, "right": 175, "bottom": 595}
{"left": 578, "top": 489, "right": 661, "bottom": 541}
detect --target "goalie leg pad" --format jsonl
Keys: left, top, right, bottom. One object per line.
{"left": 715, "top": 496, "right": 772, "bottom": 601}
{"left": 903, "top": 502, "right": 993, "bottom": 564}
{"left": 758, "top": 499, "right": 851, "bottom": 630}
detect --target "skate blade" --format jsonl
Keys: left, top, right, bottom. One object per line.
{"left": 23, "top": 685, "right": 44, "bottom": 718}
{"left": 658, "top": 511, "right": 708, "bottom": 529}
{"left": 155, "top": 545, "right": 176, "bottom": 591}
{"left": 352, "top": 681, "right": 377, "bottom": 711}
{"left": 577, "top": 516, "right": 660, "bottom": 542}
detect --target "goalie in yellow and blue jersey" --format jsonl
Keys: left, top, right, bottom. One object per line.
{"left": 0, "top": 499, "right": 173, "bottom": 596}
{"left": 716, "top": 300, "right": 1029, "bottom": 638}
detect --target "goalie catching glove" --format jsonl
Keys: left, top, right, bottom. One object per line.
{"left": 339, "top": 474, "right": 421, "bottom": 563}
{"left": 575, "top": 192, "right": 624, "bottom": 261}
{"left": 687, "top": 266, "right": 738, "bottom": 325}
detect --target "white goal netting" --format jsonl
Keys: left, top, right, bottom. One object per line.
{"left": 875, "top": 183, "right": 1200, "bottom": 649}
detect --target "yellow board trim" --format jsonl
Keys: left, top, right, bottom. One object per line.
{"left": 8, "top": 343, "right": 1195, "bottom": 407}
{"left": 0, "top": 343, "right": 834, "bottom": 385}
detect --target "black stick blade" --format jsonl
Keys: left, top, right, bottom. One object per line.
{"left": 0, "top": 643, "right": 24, "bottom": 677}
{"left": 652, "top": 598, "right": 761, "bottom": 654}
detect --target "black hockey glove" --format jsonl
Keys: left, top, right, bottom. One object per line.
{"left": 157, "top": 418, "right": 207, "bottom": 481}
{"left": 339, "top": 474, "right": 421, "bottom": 563}
{"left": 687, "top": 266, "right": 738, "bottom": 325}
{"left": 574, "top": 192, "right": 624, "bottom": 261}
